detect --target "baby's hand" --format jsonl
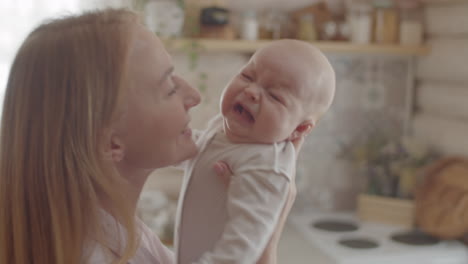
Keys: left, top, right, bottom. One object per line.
{"left": 213, "top": 161, "right": 232, "bottom": 188}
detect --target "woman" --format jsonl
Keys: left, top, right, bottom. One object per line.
{"left": 0, "top": 8, "right": 299, "bottom": 264}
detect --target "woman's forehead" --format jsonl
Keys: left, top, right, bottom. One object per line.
{"left": 127, "top": 26, "right": 172, "bottom": 85}
{"left": 128, "top": 25, "right": 165, "bottom": 61}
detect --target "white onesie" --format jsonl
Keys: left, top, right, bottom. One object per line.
{"left": 174, "top": 115, "right": 296, "bottom": 264}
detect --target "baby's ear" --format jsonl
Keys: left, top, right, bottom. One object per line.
{"left": 288, "top": 121, "right": 314, "bottom": 141}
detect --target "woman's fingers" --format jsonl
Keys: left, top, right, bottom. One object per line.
{"left": 291, "top": 134, "right": 306, "bottom": 157}
{"left": 257, "top": 175, "right": 297, "bottom": 264}
{"left": 213, "top": 161, "right": 233, "bottom": 188}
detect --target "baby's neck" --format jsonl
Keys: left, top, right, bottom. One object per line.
{"left": 221, "top": 119, "right": 279, "bottom": 145}
{"left": 222, "top": 128, "right": 252, "bottom": 144}
{"left": 220, "top": 119, "right": 254, "bottom": 144}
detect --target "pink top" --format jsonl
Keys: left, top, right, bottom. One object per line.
{"left": 85, "top": 210, "right": 174, "bottom": 264}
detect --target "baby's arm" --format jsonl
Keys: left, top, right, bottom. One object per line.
{"left": 194, "top": 169, "right": 290, "bottom": 264}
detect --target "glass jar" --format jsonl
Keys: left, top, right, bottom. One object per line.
{"left": 297, "top": 14, "right": 317, "bottom": 41}
{"left": 322, "top": 20, "right": 339, "bottom": 41}
{"left": 259, "top": 10, "right": 288, "bottom": 40}
{"left": 399, "top": 0, "right": 423, "bottom": 45}
{"left": 348, "top": 0, "right": 373, "bottom": 44}
{"left": 373, "top": 0, "right": 399, "bottom": 44}
{"left": 241, "top": 10, "right": 259, "bottom": 41}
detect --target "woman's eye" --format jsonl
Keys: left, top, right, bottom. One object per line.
{"left": 168, "top": 87, "right": 177, "bottom": 96}
{"left": 168, "top": 78, "right": 178, "bottom": 96}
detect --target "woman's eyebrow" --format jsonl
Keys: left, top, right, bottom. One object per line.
{"left": 158, "top": 66, "right": 174, "bottom": 85}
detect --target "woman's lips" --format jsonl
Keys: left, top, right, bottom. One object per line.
{"left": 181, "top": 120, "right": 192, "bottom": 137}
{"left": 182, "top": 127, "right": 192, "bottom": 137}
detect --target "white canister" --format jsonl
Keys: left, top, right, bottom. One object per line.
{"left": 349, "top": 1, "right": 373, "bottom": 44}
{"left": 241, "top": 10, "right": 259, "bottom": 41}
{"left": 399, "top": 0, "right": 423, "bottom": 45}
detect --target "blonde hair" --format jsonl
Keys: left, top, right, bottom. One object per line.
{"left": 0, "top": 9, "right": 141, "bottom": 264}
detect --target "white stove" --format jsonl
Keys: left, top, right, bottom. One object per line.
{"left": 290, "top": 210, "right": 468, "bottom": 264}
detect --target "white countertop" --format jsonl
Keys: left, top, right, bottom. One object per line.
{"left": 278, "top": 222, "right": 333, "bottom": 264}
{"left": 280, "top": 210, "right": 468, "bottom": 264}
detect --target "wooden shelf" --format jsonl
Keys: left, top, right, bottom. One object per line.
{"left": 421, "top": 0, "right": 468, "bottom": 4}
{"left": 162, "top": 38, "right": 430, "bottom": 56}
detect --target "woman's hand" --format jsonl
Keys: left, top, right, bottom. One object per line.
{"left": 256, "top": 170, "right": 297, "bottom": 264}
{"left": 212, "top": 133, "right": 307, "bottom": 264}
{"left": 291, "top": 132, "right": 306, "bottom": 157}
{"left": 256, "top": 134, "right": 307, "bottom": 263}
{"left": 213, "top": 161, "right": 231, "bottom": 187}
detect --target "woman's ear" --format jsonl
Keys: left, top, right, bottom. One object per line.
{"left": 103, "top": 130, "right": 125, "bottom": 163}
{"left": 289, "top": 121, "right": 314, "bottom": 141}
{"left": 110, "top": 135, "right": 125, "bottom": 162}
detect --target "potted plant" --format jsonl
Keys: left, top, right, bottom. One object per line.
{"left": 340, "top": 131, "right": 439, "bottom": 227}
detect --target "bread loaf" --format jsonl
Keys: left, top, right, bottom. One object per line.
{"left": 415, "top": 158, "right": 468, "bottom": 239}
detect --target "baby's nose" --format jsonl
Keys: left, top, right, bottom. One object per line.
{"left": 244, "top": 86, "right": 259, "bottom": 102}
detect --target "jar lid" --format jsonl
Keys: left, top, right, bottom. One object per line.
{"left": 373, "top": 0, "right": 394, "bottom": 8}
{"left": 398, "top": 0, "right": 421, "bottom": 9}
{"left": 354, "top": 4, "right": 373, "bottom": 12}
{"left": 242, "top": 9, "right": 256, "bottom": 18}
{"left": 300, "top": 13, "right": 315, "bottom": 21}
{"left": 349, "top": 0, "right": 373, "bottom": 11}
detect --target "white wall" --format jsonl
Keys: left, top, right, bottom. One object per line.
{"left": 0, "top": 0, "right": 131, "bottom": 110}
{"left": 0, "top": 0, "right": 82, "bottom": 110}
{"left": 414, "top": 1, "right": 468, "bottom": 156}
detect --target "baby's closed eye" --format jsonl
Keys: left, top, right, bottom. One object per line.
{"left": 268, "top": 92, "right": 282, "bottom": 102}
{"left": 240, "top": 73, "right": 253, "bottom": 82}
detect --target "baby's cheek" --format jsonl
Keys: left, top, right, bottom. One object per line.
{"left": 259, "top": 118, "right": 285, "bottom": 140}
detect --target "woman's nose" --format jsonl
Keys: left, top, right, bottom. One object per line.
{"left": 244, "top": 85, "right": 260, "bottom": 102}
{"left": 181, "top": 79, "right": 201, "bottom": 110}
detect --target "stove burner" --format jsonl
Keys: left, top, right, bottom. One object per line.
{"left": 311, "top": 219, "right": 359, "bottom": 232}
{"left": 338, "top": 238, "right": 379, "bottom": 249}
{"left": 391, "top": 230, "right": 440, "bottom": 246}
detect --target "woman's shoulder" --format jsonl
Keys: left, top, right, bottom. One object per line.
{"left": 137, "top": 218, "right": 175, "bottom": 263}
{"left": 82, "top": 240, "right": 114, "bottom": 264}
{"left": 83, "top": 212, "right": 174, "bottom": 264}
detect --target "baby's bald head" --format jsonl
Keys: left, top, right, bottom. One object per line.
{"left": 254, "top": 39, "right": 335, "bottom": 124}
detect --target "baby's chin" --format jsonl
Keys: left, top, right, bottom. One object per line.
{"left": 222, "top": 124, "right": 255, "bottom": 144}
{"left": 224, "top": 129, "right": 281, "bottom": 145}
{"left": 248, "top": 133, "right": 292, "bottom": 145}
{"left": 222, "top": 115, "right": 290, "bottom": 144}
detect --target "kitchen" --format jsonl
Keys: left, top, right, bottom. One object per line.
{"left": 138, "top": 0, "right": 468, "bottom": 263}
{"left": 1, "top": 0, "right": 468, "bottom": 263}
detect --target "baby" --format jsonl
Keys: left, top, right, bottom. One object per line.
{"left": 175, "top": 39, "right": 335, "bottom": 264}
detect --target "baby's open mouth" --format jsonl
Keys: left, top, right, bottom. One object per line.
{"left": 234, "top": 103, "right": 255, "bottom": 123}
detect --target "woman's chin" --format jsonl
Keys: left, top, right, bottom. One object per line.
{"left": 185, "top": 146, "right": 199, "bottom": 160}
{"left": 176, "top": 142, "right": 199, "bottom": 163}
